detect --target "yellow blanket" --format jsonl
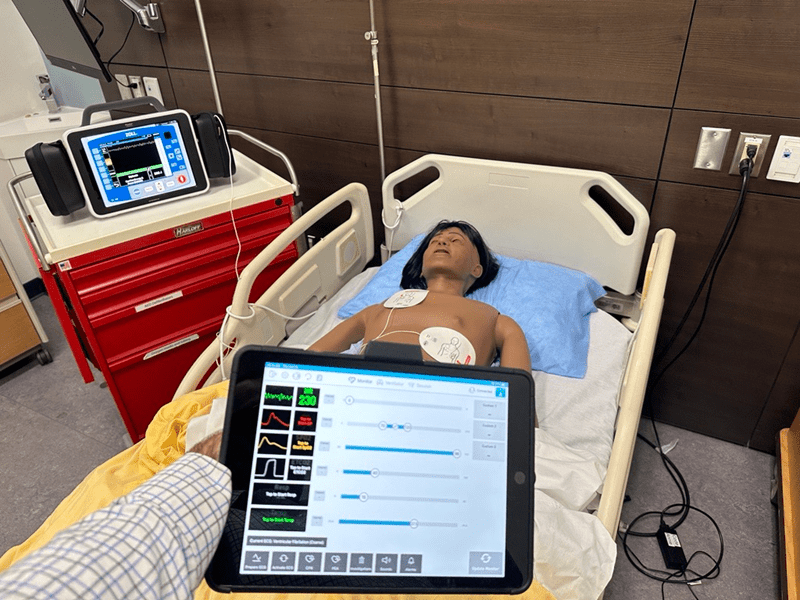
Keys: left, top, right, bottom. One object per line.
{"left": 0, "top": 382, "right": 556, "bottom": 600}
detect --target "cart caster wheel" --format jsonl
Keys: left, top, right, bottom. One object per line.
{"left": 36, "top": 348, "right": 53, "bottom": 365}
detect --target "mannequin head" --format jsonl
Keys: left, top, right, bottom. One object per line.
{"left": 400, "top": 221, "right": 499, "bottom": 295}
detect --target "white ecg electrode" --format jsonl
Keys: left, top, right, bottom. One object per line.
{"left": 383, "top": 289, "right": 428, "bottom": 308}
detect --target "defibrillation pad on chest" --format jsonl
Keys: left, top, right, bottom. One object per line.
{"left": 420, "top": 326, "right": 476, "bottom": 365}
{"left": 383, "top": 289, "right": 428, "bottom": 308}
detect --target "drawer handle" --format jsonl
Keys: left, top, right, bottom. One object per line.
{"left": 143, "top": 334, "right": 199, "bottom": 361}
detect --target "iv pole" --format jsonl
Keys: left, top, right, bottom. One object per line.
{"left": 189, "top": 1, "right": 299, "bottom": 195}
{"left": 365, "top": 0, "right": 386, "bottom": 182}
{"left": 192, "top": 0, "right": 224, "bottom": 115}
{"left": 189, "top": 0, "right": 385, "bottom": 186}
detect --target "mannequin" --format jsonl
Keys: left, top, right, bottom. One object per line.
{"left": 309, "top": 221, "right": 531, "bottom": 373}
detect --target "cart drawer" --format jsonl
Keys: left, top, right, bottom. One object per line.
{"left": 90, "top": 249, "right": 295, "bottom": 361}
{"left": 105, "top": 318, "right": 221, "bottom": 440}
{"left": 67, "top": 203, "right": 295, "bottom": 303}
{"left": 57, "top": 199, "right": 297, "bottom": 362}
{"left": 0, "top": 301, "right": 40, "bottom": 364}
{"left": 0, "top": 263, "right": 16, "bottom": 301}
{"left": 77, "top": 225, "right": 297, "bottom": 324}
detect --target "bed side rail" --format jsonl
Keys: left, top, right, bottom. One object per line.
{"left": 596, "top": 228, "right": 676, "bottom": 538}
{"left": 174, "top": 183, "right": 373, "bottom": 398}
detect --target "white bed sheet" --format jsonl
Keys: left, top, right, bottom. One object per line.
{"left": 283, "top": 267, "right": 631, "bottom": 599}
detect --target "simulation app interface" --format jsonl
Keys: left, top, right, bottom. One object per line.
{"left": 240, "top": 363, "right": 509, "bottom": 578}
{"left": 80, "top": 120, "right": 196, "bottom": 207}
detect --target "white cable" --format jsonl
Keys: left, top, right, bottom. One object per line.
{"left": 216, "top": 311, "right": 231, "bottom": 379}
{"left": 216, "top": 304, "right": 256, "bottom": 380}
{"left": 253, "top": 303, "right": 319, "bottom": 321}
{"left": 214, "top": 114, "right": 241, "bottom": 280}
{"left": 375, "top": 306, "right": 396, "bottom": 340}
{"left": 382, "top": 202, "right": 403, "bottom": 260}
{"left": 211, "top": 118, "right": 320, "bottom": 378}
{"left": 216, "top": 302, "right": 319, "bottom": 379}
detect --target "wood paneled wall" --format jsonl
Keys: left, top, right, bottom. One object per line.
{"left": 92, "top": 0, "right": 800, "bottom": 452}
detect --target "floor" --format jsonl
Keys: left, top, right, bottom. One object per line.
{"left": 604, "top": 419, "right": 779, "bottom": 599}
{"left": 0, "top": 295, "right": 782, "bottom": 599}
{"left": 0, "top": 294, "right": 130, "bottom": 554}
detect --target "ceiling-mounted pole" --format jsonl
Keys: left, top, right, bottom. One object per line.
{"left": 192, "top": 0, "right": 224, "bottom": 115}
{"left": 365, "top": 0, "right": 386, "bottom": 182}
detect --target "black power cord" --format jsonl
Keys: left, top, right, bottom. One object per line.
{"left": 621, "top": 432, "right": 724, "bottom": 595}
{"left": 83, "top": 7, "right": 104, "bottom": 45}
{"left": 81, "top": 2, "right": 138, "bottom": 90}
{"left": 105, "top": 11, "right": 137, "bottom": 90}
{"left": 620, "top": 146, "right": 757, "bottom": 595}
{"left": 650, "top": 148, "right": 754, "bottom": 388}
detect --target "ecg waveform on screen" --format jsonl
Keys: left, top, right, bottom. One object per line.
{"left": 262, "top": 412, "right": 290, "bottom": 429}
{"left": 258, "top": 435, "right": 287, "bottom": 450}
{"left": 107, "top": 135, "right": 157, "bottom": 151}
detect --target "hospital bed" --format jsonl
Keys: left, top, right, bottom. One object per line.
{"left": 0, "top": 154, "right": 675, "bottom": 600}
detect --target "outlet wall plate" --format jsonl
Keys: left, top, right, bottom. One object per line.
{"left": 116, "top": 74, "right": 133, "bottom": 100}
{"left": 143, "top": 77, "right": 164, "bottom": 104}
{"left": 766, "top": 135, "right": 800, "bottom": 183}
{"left": 729, "top": 132, "right": 772, "bottom": 176}
{"left": 128, "top": 75, "right": 145, "bottom": 98}
{"left": 693, "top": 127, "right": 731, "bottom": 170}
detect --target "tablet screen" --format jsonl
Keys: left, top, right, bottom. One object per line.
{"left": 243, "top": 361, "right": 508, "bottom": 577}
{"left": 80, "top": 119, "right": 198, "bottom": 209}
{"left": 210, "top": 347, "right": 534, "bottom": 594}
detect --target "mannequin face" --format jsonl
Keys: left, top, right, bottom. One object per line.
{"left": 421, "top": 227, "right": 483, "bottom": 287}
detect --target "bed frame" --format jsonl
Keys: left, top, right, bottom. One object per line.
{"left": 174, "top": 154, "right": 675, "bottom": 596}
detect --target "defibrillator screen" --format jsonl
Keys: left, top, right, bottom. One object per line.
{"left": 80, "top": 120, "right": 196, "bottom": 207}
{"left": 64, "top": 109, "right": 208, "bottom": 218}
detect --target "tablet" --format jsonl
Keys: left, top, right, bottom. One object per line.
{"left": 63, "top": 109, "right": 209, "bottom": 218}
{"left": 206, "top": 345, "right": 534, "bottom": 594}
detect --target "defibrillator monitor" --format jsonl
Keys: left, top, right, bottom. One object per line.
{"left": 63, "top": 109, "right": 209, "bottom": 218}
{"left": 206, "top": 346, "right": 535, "bottom": 595}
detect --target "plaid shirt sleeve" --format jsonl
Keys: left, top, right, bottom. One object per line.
{"left": 0, "top": 452, "right": 232, "bottom": 600}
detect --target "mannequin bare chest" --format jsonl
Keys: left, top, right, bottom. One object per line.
{"left": 363, "top": 292, "right": 500, "bottom": 365}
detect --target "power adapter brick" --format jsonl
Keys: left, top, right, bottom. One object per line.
{"left": 657, "top": 525, "right": 688, "bottom": 571}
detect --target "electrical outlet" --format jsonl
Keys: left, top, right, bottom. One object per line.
{"left": 142, "top": 76, "right": 164, "bottom": 104}
{"left": 116, "top": 74, "right": 133, "bottom": 100}
{"left": 128, "top": 75, "right": 145, "bottom": 98}
{"left": 738, "top": 137, "right": 762, "bottom": 164}
{"left": 729, "top": 132, "right": 772, "bottom": 176}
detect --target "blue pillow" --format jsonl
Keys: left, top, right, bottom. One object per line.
{"left": 337, "top": 235, "right": 605, "bottom": 378}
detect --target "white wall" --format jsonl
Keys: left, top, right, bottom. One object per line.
{"left": 0, "top": 0, "right": 51, "bottom": 284}
{"left": 0, "top": 0, "right": 50, "bottom": 121}
{"left": 0, "top": 0, "right": 106, "bottom": 284}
